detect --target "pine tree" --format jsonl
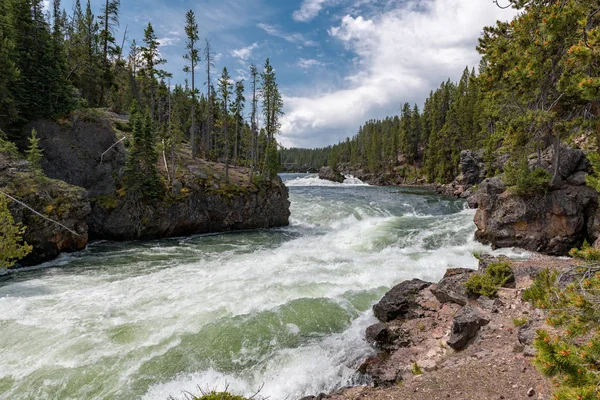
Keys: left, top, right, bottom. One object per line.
{"left": 183, "top": 10, "right": 200, "bottom": 158}
{"left": 217, "top": 67, "right": 233, "bottom": 182}
{"left": 99, "top": 0, "right": 120, "bottom": 105}
{"left": 0, "top": 0, "right": 20, "bottom": 131}
{"left": 141, "top": 23, "right": 166, "bottom": 120}
{"left": 25, "top": 129, "right": 43, "bottom": 172}
{"left": 233, "top": 80, "right": 245, "bottom": 166}
{"left": 260, "top": 59, "right": 284, "bottom": 178}
{"left": 0, "top": 195, "right": 33, "bottom": 269}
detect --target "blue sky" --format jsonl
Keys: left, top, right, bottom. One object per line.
{"left": 57, "top": 0, "right": 515, "bottom": 148}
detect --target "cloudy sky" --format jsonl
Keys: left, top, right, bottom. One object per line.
{"left": 59, "top": 0, "right": 515, "bottom": 148}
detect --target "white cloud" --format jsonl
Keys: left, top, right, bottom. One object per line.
{"left": 231, "top": 42, "right": 260, "bottom": 61}
{"left": 298, "top": 58, "right": 325, "bottom": 68}
{"left": 157, "top": 36, "right": 181, "bottom": 47}
{"left": 257, "top": 23, "right": 318, "bottom": 47}
{"left": 279, "top": 0, "right": 517, "bottom": 148}
{"left": 293, "top": 0, "right": 330, "bottom": 22}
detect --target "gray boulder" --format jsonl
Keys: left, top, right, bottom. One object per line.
{"left": 447, "top": 306, "right": 490, "bottom": 350}
{"left": 430, "top": 268, "right": 475, "bottom": 306}
{"left": 318, "top": 166, "right": 344, "bottom": 183}
{"left": 373, "top": 279, "right": 432, "bottom": 322}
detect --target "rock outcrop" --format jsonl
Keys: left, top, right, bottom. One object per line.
{"left": 318, "top": 166, "right": 345, "bottom": 183}
{"left": 0, "top": 152, "right": 89, "bottom": 266}
{"left": 435, "top": 150, "right": 487, "bottom": 198}
{"left": 2, "top": 110, "right": 290, "bottom": 266}
{"left": 28, "top": 110, "right": 290, "bottom": 242}
{"left": 467, "top": 145, "right": 600, "bottom": 256}
{"left": 471, "top": 178, "right": 597, "bottom": 256}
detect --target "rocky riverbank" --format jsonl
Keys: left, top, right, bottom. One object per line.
{"left": 2, "top": 109, "right": 290, "bottom": 267}
{"left": 303, "top": 254, "right": 579, "bottom": 400}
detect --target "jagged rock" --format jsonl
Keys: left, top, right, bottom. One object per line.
{"left": 458, "top": 150, "right": 486, "bottom": 186}
{"left": 318, "top": 166, "right": 344, "bottom": 183}
{"left": 473, "top": 175, "right": 598, "bottom": 255}
{"left": 365, "top": 323, "right": 396, "bottom": 347}
{"left": 447, "top": 306, "right": 490, "bottom": 350}
{"left": 430, "top": 268, "right": 475, "bottom": 306}
{"left": 365, "top": 323, "right": 411, "bottom": 351}
{"left": 373, "top": 279, "right": 432, "bottom": 322}
{"left": 358, "top": 355, "right": 401, "bottom": 387}
{"left": 518, "top": 322, "right": 536, "bottom": 346}
{"left": 477, "top": 296, "right": 503, "bottom": 313}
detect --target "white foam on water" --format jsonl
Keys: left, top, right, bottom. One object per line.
{"left": 0, "top": 183, "right": 527, "bottom": 400}
{"left": 285, "top": 174, "right": 369, "bottom": 187}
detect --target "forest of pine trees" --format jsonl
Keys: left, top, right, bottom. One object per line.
{"left": 282, "top": 0, "right": 600, "bottom": 186}
{"left": 0, "top": 0, "right": 285, "bottom": 196}
{"left": 280, "top": 68, "right": 483, "bottom": 183}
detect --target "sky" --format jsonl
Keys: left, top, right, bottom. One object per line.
{"left": 57, "top": 0, "right": 516, "bottom": 148}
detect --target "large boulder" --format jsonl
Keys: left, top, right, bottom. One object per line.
{"left": 430, "top": 268, "right": 475, "bottom": 306}
{"left": 318, "top": 166, "right": 344, "bottom": 183}
{"left": 447, "top": 305, "right": 490, "bottom": 350}
{"left": 529, "top": 144, "right": 590, "bottom": 181}
{"left": 458, "top": 150, "right": 486, "bottom": 186}
{"left": 373, "top": 279, "right": 432, "bottom": 322}
{"left": 0, "top": 153, "right": 90, "bottom": 266}
{"left": 473, "top": 176, "right": 598, "bottom": 255}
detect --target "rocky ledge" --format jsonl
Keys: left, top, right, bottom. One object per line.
{"left": 2, "top": 110, "right": 290, "bottom": 266}
{"left": 306, "top": 255, "right": 578, "bottom": 400}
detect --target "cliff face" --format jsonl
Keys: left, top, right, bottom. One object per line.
{"left": 89, "top": 165, "right": 290, "bottom": 240}
{"left": 29, "top": 109, "right": 290, "bottom": 243}
{"left": 0, "top": 153, "right": 89, "bottom": 266}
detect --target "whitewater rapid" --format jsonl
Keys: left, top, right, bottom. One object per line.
{"left": 0, "top": 174, "right": 527, "bottom": 400}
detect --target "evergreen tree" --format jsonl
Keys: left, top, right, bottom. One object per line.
{"left": 233, "top": 80, "right": 245, "bottom": 166}
{"left": 183, "top": 10, "right": 200, "bottom": 158}
{"left": 141, "top": 23, "right": 166, "bottom": 120}
{"left": 217, "top": 67, "right": 233, "bottom": 182}
{"left": 25, "top": 129, "right": 43, "bottom": 172}
{"left": 0, "top": 195, "right": 32, "bottom": 269}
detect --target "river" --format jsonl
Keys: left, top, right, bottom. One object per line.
{"left": 0, "top": 174, "right": 524, "bottom": 400}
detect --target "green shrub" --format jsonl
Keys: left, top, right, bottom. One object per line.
{"left": 0, "top": 130, "right": 19, "bottom": 158}
{"left": 486, "top": 261, "right": 515, "bottom": 286}
{"left": 586, "top": 152, "right": 600, "bottom": 191}
{"left": 465, "top": 274, "right": 501, "bottom": 298}
{"left": 503, "top": 156, "right": 551, "bottom": 196}
{"left": 465, "top": 261, "right": 515, "bottom": 298}
{"left": 523, "top": 267, "right": 600, "bottom": 400}
{"left": 512, "top": 317, "right": 529, "bottom": 327}
{"left": 569, "top": 240, "right": 600, "bottom": 261}
{"left": 410, "top": 361, "right": 423, "bottom": 376}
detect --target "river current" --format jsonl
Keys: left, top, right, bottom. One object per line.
{"left": 0, "top": 174, "right": 524, "bottom": 400}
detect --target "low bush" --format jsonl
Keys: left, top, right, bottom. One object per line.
{"left": 465, "top": 261, "right": 515, "bottom": 298}
{"left": 465, "top": 274, "right": 500, "bottom": 298}
{"left": 503, "top": 156, "right": 551, "bottom": 196}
